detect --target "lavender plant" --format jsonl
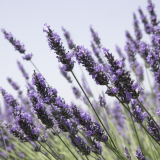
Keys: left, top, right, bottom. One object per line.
{"left": 1, "top": 0, "right": 160, "bottom": 160}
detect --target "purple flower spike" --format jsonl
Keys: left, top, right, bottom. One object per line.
{"left": 28, "top": 91, "right": 54, "bottom": 129}
{"left": 147, "top": 0, "right": 159, "bottom": 26}
{"left": 138, "top": 7, "right": 153, "bottom": 34}
{"left": 23, "top": 53, "right": 33, "bottom": 60}
{"left": 75, "top": 46, "right": 108, "bottom": 85}
{"left": 7, "top": 77, "right": 20, "bottom": 91}
{"left": 62, "top": 27, "right": 74, "bottom": 49}
{"left": 32, "top": 71, "right": 57, "bottom": 104}
{"left": 133, "top": 13, "right": 142, "bottom": 41}
{"left": 90, "top": 26, "right": 101, "bottom": 49}
{"left": 98, "top": 95, "right": 106, "bottom": 108}
{"left": 59, "top": 66, "right": 72, "bottom": 83}
{"left": 135, "top": 148, "right": 145, "bottom": 160}
{"left": 103, "top": 48, "right": 140, "bottom": 103}
{"left": 147, "top": 117, "right": 160, "bottom": 141}
{"left": 1, "top": 29, "right": 26, "bottom": 53}
{"left": 17, "top": 61, "right": 29, "bottom": 80}
{"left": 43, "top": 24, "right": 74, "bottom": 71}
{"left": 131, "top": 100, "right": 145, "bottom": 123}
{"left": 124, "top": 147, "right": 131, "bottom": 160}
{"left": 72, "top": 87, "right": 81, "bottom": 99}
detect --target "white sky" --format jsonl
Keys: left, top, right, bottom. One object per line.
{"left": 0, "top": 0, "right": 159, "bottom": 108}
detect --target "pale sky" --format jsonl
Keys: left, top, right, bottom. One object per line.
{"left": 0, "top": 0, "right": 159, "bottom": 108}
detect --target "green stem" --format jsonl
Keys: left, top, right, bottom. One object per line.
{"left": 39, "top": 150, "right": 52, "bottom": 160}
{"left": 45, "top": 141, "right": 62, "bottom": 160}
{"left": 71, "top": 71, "right": 117, "bottom": 150}
{"left": 52, "top": 128, "right": 78, "bottom": 160}
{"left": 37, "top": 141, "right": 56, "bottom": 159}
{"left": 127, "top": 104, "right": 144, "bottom": 156}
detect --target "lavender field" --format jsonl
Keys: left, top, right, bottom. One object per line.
{"left": 0, "top": 0, "right": 160, "bottom": 159}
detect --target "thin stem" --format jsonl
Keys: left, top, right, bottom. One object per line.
{"left": 52, "top": 128, "right": 78, "bottom": 160}
{"left": 37, "top": 141, "right": 56, "bottom": 159}
{"left": 45, "top": 141, "right": 62, "bottom": 160}
{"left": 30, "top": 60, "right": 40, "bottom": 73}
{"left": 105, "top": 142, "right": 126, "bottom": 160}
{"left": 71, "top": 71, "right": 117, "bottom": 150}
{"left": 127, "top": 104, "right": 144, "bottom": 156}
{"left": 39, "top": 150, "right": 52, "bottom": 160}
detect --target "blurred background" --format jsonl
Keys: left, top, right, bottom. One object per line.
{"left": 0, "top": 0, "right": 160, "bottom": 109}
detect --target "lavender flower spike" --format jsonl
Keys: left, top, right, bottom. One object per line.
{"left": 98, "top": 95, "right": 106, "bottom": 108}
{"left": 43, "top": 24, "right": 74, "bottom": 71}
{"left": 17, "top": 61, "right": 29, "bottom": 80}
{"left": 1, "top": 29, "right": 25, "bottom": 53}
{"left": 62, "top": 27, "right": 74, "bottom": 49}
{"left": 138, "top": 7, "right": 152, "bottom": 34}
{"left": 75, "top": 46, "right": 108, "bottom": 85}
{"left": 23, "top": 53, "right": 33, "bottom": 61}
{"left": 133, "top": 13, "right": 142, "bottom": 41}
{"left": 124, "top": 147, "right": 131, "bottom": 160}
{"left": 135, "top": 148, "right": 145, "bottom": 160}
{"left": 147, "top": 0, "right": 159, "bottom": 26}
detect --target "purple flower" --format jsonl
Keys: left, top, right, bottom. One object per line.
{"left": 147, "top": 116, "right": 160, "bottom": 141}
{"left": 62, "top": 27, "right": 74, "bottom": 49}
{"left": 135, "top": 148, "right": 145, "bottom": 160}
{"left": 138, "top": 7, "right": 153, "bottom": 34}
{"left": 90, "top": 26, "right": 101, "bottom": 49}
{"left": 72, "top": 87, "right": 81, "bottom": 99}
{"left": 133, "top": 13, "right": 142, "bottom": 40}
{"left": 131, "top": 100, "right": 145, "bottom": 123}
{"left": 157, "top": 108, "right": 160, "bottom": 117}
{"left": 1, "top": 29, "right": 26, "bottom": 53}
{"left": 16, "top": 112, "right": 40, "bottom": 141}
{"left": 103, "top": 48, "right": 140, "bottom": 103}
{"left": 75, "top": 46, "right": 108, "bottom": 85}
{"left": 7, "top": 77, "right": 20, "bottom": 91}
{"left": 23, "top": 53, "right": 33, "bottom": 60}
{"left": 43, "top": 24, "right": 74, "bottom": 71}
{"left": 98, "top": 95, "right": 106, "bottom": 108}
{"left": 17, "top": 61, "right": 29, "bottom": 80}
{"left": 32, "top": 71, "right": 57, "bottom": 104}
{"left": 59, "top": 66, "right": 72, "bottom": 83}
{"left": 6, "top": 124, "right": 28, "bottom": 142}
{"left": 124, "top": 147, "right": 131, "bottom": 160}
{"left": 147, "top": 0, "right": 159, "bottom": 26}
{"left": 116, "top": 45, "right": 125, "bottom": 60}
{"left": 69, "top": 135, "right": 90, "bottom": 155}
{"left": 28, "top": 90, "right": 54, "bottom": 129}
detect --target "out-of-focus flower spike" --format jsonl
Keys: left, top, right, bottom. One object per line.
{"left": 135, "top": 148, "right": 145, "bottom": 160}
{"left": 23, "top": 53, "right": 33, "bottom": 61}
{"left": 17, "top": 61, "right": 29, "bottom": 80}
{"left": 124, "top": 147, "right": 131, "bottom": 160}
{"left": 147, "top": 0, "right": 159, "bottom": 26}
{"left": 1, "top": 29, "right": 26, "bottom": 53}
